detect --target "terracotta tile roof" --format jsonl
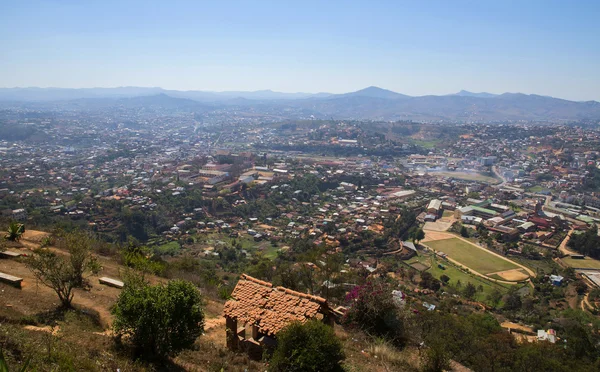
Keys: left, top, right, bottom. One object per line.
{"left": 223, "top": 274, "right": 329, "bottom": 336}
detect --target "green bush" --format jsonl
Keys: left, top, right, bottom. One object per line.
{"left": 342, "top": 280, "right": 408, "bottom": 346}
{"left": 111, "top": 278, "right": 204, "bottom": 360}
{"left": 269, "top": 320, "right": 344, "bottom": 372}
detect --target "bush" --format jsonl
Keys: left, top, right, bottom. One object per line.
{"left": 111, "top": 278, "right": 204, "bottom": 359}
{"left": 269, "top": 320, "right": 344, "bottom": 372}
{"left": 342, "top": 280, "right": 408, "bottom": 346}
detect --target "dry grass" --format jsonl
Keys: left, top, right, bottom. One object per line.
{"left": 335, "top": 326, "right": 420, "bottom": 372}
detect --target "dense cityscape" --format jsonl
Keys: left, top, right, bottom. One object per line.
{"left": 1, "top": 97, "right": 600, "bottom": 370}
{"left": 2, "top": 1, "right": 600, "bottom": 371}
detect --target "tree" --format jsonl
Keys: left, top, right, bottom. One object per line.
{"left": 463, "top": 282, "right": 477, "bottom": 300}
{"left": 112, "top": 278, "right": 204, "bottom": 359}
{"left": 413, "top": 228, "right": 425, "bottom": 245}
{"left": 420, "top": 272, "right": 441, "bottom": 291}
{"left": 26, "top": 250, "right": 78, "bottom": 308}
{"left": 5, "top": 222, "right": 24, "bottom": 242}
{"left": 460, "top": 226, "right": 469, "bottom": 238}
{"left": 487, "top": 288, "right": 503, "bottom": 308}
{"left": 440, "top": 274, "right": 450, "bottom": 284}
{"left": 25, "top": 230, "right": 99, "bottom": 308}
{"left": 503, "top": 288, "right": 522, "bottom": 311}
{"left": 269, "top": 320, "right": 344, "bottom": 372}
{"left": 574, "top": 280, "right": 587, "bottom": 295}
{"left": 56, "top": 232, "right": 101, "bottom": 287}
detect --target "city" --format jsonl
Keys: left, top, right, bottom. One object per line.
{"left": 1, "top": 1, "right": 600, "bottom": 371}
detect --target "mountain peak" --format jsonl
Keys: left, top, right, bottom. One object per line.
{"left": 453, "top": 90, "right": 497, "bottom": 98}
{"left": 341, "top": 86, "right": 410, "bottom": 99}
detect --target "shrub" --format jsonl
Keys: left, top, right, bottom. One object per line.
{"left": 111, "top": 278, "right": 204, "bottom": 360}
{"left": 5, "top": 222, "right": 24, "bottom": 242}
{"left": 269, "top": 320, "right": 344, "bottom": 372}
{"left": 342, "top": 280, "right": 408, "bottom": 346}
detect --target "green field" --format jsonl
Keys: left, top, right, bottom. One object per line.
{"left": 428, "top": 171, "right": 499, "bottom": 184}
{"left": 562, "top": 257, "right": 600, "bottom": 269}
{"left": 410, "top": 139, "right": 440, "bottom": 149}
{"left": 405, "top": 254, "right": 513, "bottom": 303}
{"left": 153, "top": 241, "right": 181, "bottom": 255}
{"left": 426, "top": 238, "right": 519, "bottom": 274}
{"left": 262, "top": 244, "right": 280, "bottom": 259}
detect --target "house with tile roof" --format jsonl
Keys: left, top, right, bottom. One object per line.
{"left": 223, "top": 274, "right": 334, "bottom": 359}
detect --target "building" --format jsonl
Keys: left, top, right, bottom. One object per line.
{"left": 12, "top": 208, "right": 27, "bottom": 221}
{"left": 399, "top": 240, "right": 418, "bottom": 259}
{"left": 455, "top": 205, "right": 497, "bottom": 219}
{"left": 549, "top": 275, "right": 564, "bottom": 286}
{"left": 480, "top": 156, "right": 497, "bottom": 166}
{"left": 461, "top": 215, "right": 483, "bottom": 225}
{"left": 537, "top": 329, "right": 557, "bottom": 343}
{"left": 427, "top": 199, "right": 442, "bottom": 215}
{"left": 223, "top": 274, "right": 333, "bottom": 359}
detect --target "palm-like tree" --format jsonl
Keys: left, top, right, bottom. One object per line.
{"left": 5, "top": 222, "right": 25, "bottom": 242}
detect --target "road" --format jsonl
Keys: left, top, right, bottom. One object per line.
{"left": 491, "top": 166, "right": 507, "bottom": 187}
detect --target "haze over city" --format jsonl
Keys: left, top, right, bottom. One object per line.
{"left": 1, "top": 0, "right": 599, "bottom": 101}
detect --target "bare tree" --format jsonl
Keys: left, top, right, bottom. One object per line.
{"left": 26, "top": 232, "right": 101, "bottom": 308}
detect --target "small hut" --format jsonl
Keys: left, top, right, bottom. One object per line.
{"left": 223, "top": 274, "right": 333, "bottom": 359}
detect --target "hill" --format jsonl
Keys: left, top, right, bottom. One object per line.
{"left": 2, "top": 86, "right": 600, "bottom": 122}
{"left": 451, "top": 90, "right": 498, "bottom": 98}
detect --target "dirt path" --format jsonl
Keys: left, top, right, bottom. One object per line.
{"left": 423, "top": 230, "right": 536, "bottom": 278}
{"left": 558, "top": 229, "right": 578, "bottom": 256}
{"left": 1, "top": 256, "right": 121, "bottom": 327}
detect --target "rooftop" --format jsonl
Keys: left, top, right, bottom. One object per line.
{"left": 223, "top": 274, "right": 329, "bottom": 336}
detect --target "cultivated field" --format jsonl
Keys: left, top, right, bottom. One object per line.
{"left": 426, "top": 237, "right": 520, "bottom": 275}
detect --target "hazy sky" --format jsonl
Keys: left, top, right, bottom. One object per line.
{"left": 1, "top": 0, "right": 599, "bottom": 101}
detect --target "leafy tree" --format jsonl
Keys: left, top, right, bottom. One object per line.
{"left": 440, "top": 274, "right": 450, "bottom": 284}
{"left": 460, "top": 226, "right": 469, "bottom": 238}
{"left": 574, "top": 280, "right": 587, "bottom": 295}
{"left": 413, "top": 228, "right": 425, "bottom": 245}
{"left": 55, "top": 232, "right": 101, "bottom": 287}
{"left": 269, "top": 320, "right": 344, "bottom": 372}
{"left": 26, "top": 250, "right": 79, "bottom": 308}
{"left": 568, "top": 224, "right": 600, "bottom": 259}
{"left": 487, "top": 288, "right": 503, "bottom": 308}
{"left": 112, "top": 278, "right": 204, "bottom": 359}
{"left": 463, "top": 282, "right": 477, "bottom": 300}
{"left": 121, "top": 242, "right": 164, "bottom": 276}
{"left": 420, "top": 272, "right": 441, "bottom": 291}
{"left": 503, "top": 288, "right": 522, "bottom": 311}
{"left": 5, "top": 222, "right": 24, "bottom": 242}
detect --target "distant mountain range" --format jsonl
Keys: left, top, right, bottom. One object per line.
{"left": 1, "top": 86, "right": 599, "bottom": 122}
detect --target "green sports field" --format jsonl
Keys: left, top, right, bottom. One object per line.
{"left": 426, "top": 238, "right": 519, "bottom": 274}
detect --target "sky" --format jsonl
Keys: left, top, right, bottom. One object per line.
{"left": 1, "top": 0, "right": 599, "bottom": 101}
